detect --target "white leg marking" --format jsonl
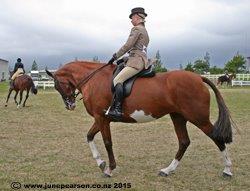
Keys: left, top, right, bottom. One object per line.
{"left": 88, "top": 141, "right": 104, "bottom": 166}
{"left": 222, "top": 148, "right": 233, "bottom": 176}
{"left": 160, "top": 159, "right": 179, "bottom": 175}
{"left": 130, "top": 110, "right": 156, "bottom": 123}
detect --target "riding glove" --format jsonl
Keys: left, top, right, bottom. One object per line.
{"left": 108, "top": 53, "right": 117, "bottom": 64}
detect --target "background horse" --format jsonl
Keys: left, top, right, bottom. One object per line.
{"left": 217, "top": 73, "right": 236, "bottom": 86}
{"left": 5, "top": 74, "right": 38, "bottom": 107}
{"left": 46, "top": 61, "right": 234, "bottom": 178}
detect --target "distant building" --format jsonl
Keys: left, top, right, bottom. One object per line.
{"left": 247, "top": 57, "right": 250, "bottom": 72}
{"left": 0, "top": 58, "right": 9, "bottom": 81}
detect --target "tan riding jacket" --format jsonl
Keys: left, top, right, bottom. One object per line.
{"left": 116, "top": 24, "right": 150, "bottom": 69}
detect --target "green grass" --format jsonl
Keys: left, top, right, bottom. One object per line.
{"left": 0, "top": 85, "right": 250, "bottom": 191}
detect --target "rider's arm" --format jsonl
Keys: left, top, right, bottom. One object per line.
{"left": 13, "top": 63, "right": 18, "bottom": 73}
{"left": 115, "top": 26, "right": 140, "bottom": 59}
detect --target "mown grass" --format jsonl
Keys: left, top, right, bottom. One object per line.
{"left": 0, "top": 82, "right": 250, "bottom": 191}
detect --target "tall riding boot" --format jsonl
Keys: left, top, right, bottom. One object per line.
{"left": 107, "top": 83, "right": 124, "bottom": 120}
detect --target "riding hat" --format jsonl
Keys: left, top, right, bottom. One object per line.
{"left": 129, "top": 7, "right": 147, "bottom": 19}
{"left": 17, "top": 58, "right": 22, "bottom": 62}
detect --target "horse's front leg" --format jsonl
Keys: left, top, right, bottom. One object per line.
{"left": 5, "top": 89, "right": 13, "bottom": 107}
{"left": 87, "top": 120, "right": 106, "bottom": 173}
{"left": 100, "top": 120, "right": 116, "bottom": 177}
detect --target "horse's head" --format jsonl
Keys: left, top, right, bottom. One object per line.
{"left": 46, "top": 69, "right": 77, "bottom": 111}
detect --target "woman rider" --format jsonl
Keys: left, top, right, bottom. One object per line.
{"left": 106, "top": 7, "right": 150, "bottom": 120}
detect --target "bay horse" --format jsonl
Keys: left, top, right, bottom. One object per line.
{"left": 217, "top": 73, "right": 236, "bottom": 86}
{"left": 5, "top": 74, "right": 38, "bottom": 108}
{"left": 46, "top": 61, "right": 234, "bottom": 177}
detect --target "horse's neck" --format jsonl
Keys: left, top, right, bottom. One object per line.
{"left": 68, "top": 62, "right": 113, "bottom": 89}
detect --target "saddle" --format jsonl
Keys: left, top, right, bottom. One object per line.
{"left": 111, "top": 61, "right": 155, "bottom": 97}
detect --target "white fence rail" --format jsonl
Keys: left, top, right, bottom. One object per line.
{"left": 232, "top": 80, "right": 250, "bottom": 86}
{"left": 201, "top": 74, "right": 250, "bottom": 86}
{"left": 34, "top": 81, "right": 54, "bottom": 89}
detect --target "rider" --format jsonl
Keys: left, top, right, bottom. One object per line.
{"left": 10, "top": 58, "right": 25, "bottom": 88}
{"left": 106, "top": 7, "right": 150, "bottom": 120}
{"left": 224, "top": 70, "right": 229, "bottom": 79}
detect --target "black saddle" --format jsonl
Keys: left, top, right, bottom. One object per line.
{"left": 111, "top": 62, "right": 155, "bottom": 97}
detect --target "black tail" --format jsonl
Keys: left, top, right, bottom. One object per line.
{"left": 202, "top": 77, "right": 233, "bottom": 143}
{"left": 31, "top": 80, "right": 38, "bottom": 95}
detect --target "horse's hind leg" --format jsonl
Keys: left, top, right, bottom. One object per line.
{"left": 22, "top": 89, "right": 30, "bottom": 107}
{"left": 5, "top": 89, "right": 13, "bottom": 107}
{"left": 14, "top": 91, "right": 19, "bottom": 105}
{"left": 195, "top": 121, "right": 232, "bottom": 177}
{"left": 17, "top": 91, "right": 23, "bottom": 108}
{"left": 159, "top": 113, "right": 190, "bottom": 176}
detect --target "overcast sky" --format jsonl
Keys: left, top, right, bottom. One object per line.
{"left": 0, "top": 0, "right": 249, "bottom": 70}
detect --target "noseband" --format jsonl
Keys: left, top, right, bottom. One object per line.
{"left": 54, "top": 76, "right": 78, "bottom": 100}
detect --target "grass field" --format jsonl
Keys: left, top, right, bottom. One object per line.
{"left": 0, "top": 82, "right": 250, "bottom": 191}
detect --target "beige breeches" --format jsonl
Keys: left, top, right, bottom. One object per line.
{"left": 113, "top": 66, "right": 143, "bottom": 86}
{"left": 11, "top": 68, "right": 24, "bottom": 80}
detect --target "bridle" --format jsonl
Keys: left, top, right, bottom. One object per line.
{"left": 54, "top": 63, "right": 111, "bottom": 100}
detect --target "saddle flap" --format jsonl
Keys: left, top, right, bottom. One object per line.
{"left": 111, "top": 62, "right": 155, "bottom": 97}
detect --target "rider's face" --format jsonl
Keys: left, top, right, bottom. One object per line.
{"left": 131, "top": 14, "right": 141, "bottom": 26}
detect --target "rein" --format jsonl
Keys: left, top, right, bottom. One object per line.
{"left": 75, "top": 63, "right": 111, "bottom": 89}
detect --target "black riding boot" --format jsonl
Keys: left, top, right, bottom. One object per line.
{"left": 107, "top": 83, "right": 124, "bottom": 120}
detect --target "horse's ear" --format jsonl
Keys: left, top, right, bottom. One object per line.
{"left": 46, "top": 70, "right": 54, "bottom": 78}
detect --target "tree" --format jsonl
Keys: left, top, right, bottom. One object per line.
{"left": 224, "top": 53, "right": 246, "bottom": 73}
{"left": 31, "top": 60, "right": 38, "bottom": 71}
{"left": 193, "top": 59, "right": 209, "bottom": 74}
{"left": 154, "top": 50, "right": 167, "bottom": 72}
{"left": 92, "top": 56, "right": 100, "bottom": 62}
{"left": 179, "top": 64, "right": 183, "bottom": 70}
{"left": 209, "top": 66, "right": 224, "bottom": 74}
{"left": 184, "top": 62, "right": 194, "bottom": 72}
{"left": 204, "top": 52, "right": 210, "bottom": 68}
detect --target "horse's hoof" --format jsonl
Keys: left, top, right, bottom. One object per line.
{"left": 158, "top": 171, "right": 168, "bottom": 177}
{"left": 223, "top": 172, "right": 232, "bottom": 178}
{"left": 103, "top": 173, "right": 112, "bottom": 178}
{"left": 4, "top": 104, "right": 7, "bottom": 107}
{"left": 103, "top": 167, "right": 112, "bottom": 177}
{"left": 99, "top": 161, "right": 106, "bottom": 172}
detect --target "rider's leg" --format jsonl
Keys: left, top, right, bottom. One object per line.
{"left": 107, "top": 66, "right": 142, "bottom": 120}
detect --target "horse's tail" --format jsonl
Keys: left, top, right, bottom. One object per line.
{"left": 201, "top": 76, "right": 233, "bottom": 143}
{"left": 30, "top": 79, "right": 38, "bottom": 95}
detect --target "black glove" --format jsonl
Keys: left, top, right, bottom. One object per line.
{"left": 108, "top": 53, "right": 117, "bottom": 64}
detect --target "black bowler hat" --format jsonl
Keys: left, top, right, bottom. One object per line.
{"left": 17, "top": 58, "right": 21, "bottom": 62}
{"left": 129, "top": 7, "right": 147, "bottom": 19}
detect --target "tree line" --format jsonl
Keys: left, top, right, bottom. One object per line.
{"left": 30, "top": 51, "right": 248, "bottom": 74}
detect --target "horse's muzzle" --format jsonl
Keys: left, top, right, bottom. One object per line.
{"left": 64, "top": 99, "right": 76, "bottom": 111}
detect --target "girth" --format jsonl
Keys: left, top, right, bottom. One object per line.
{"left": 111, "top": 62, "right": 155, "bottom": 97}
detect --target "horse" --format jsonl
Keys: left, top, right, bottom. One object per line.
{"left": 45, "top": 61, "right": 234, "bottom": 178}
{"left": 217, "top": 73, "right": 236, "bottom": 86}
{"left": 5, "top": 74, "right": 38, "bottom": 108}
